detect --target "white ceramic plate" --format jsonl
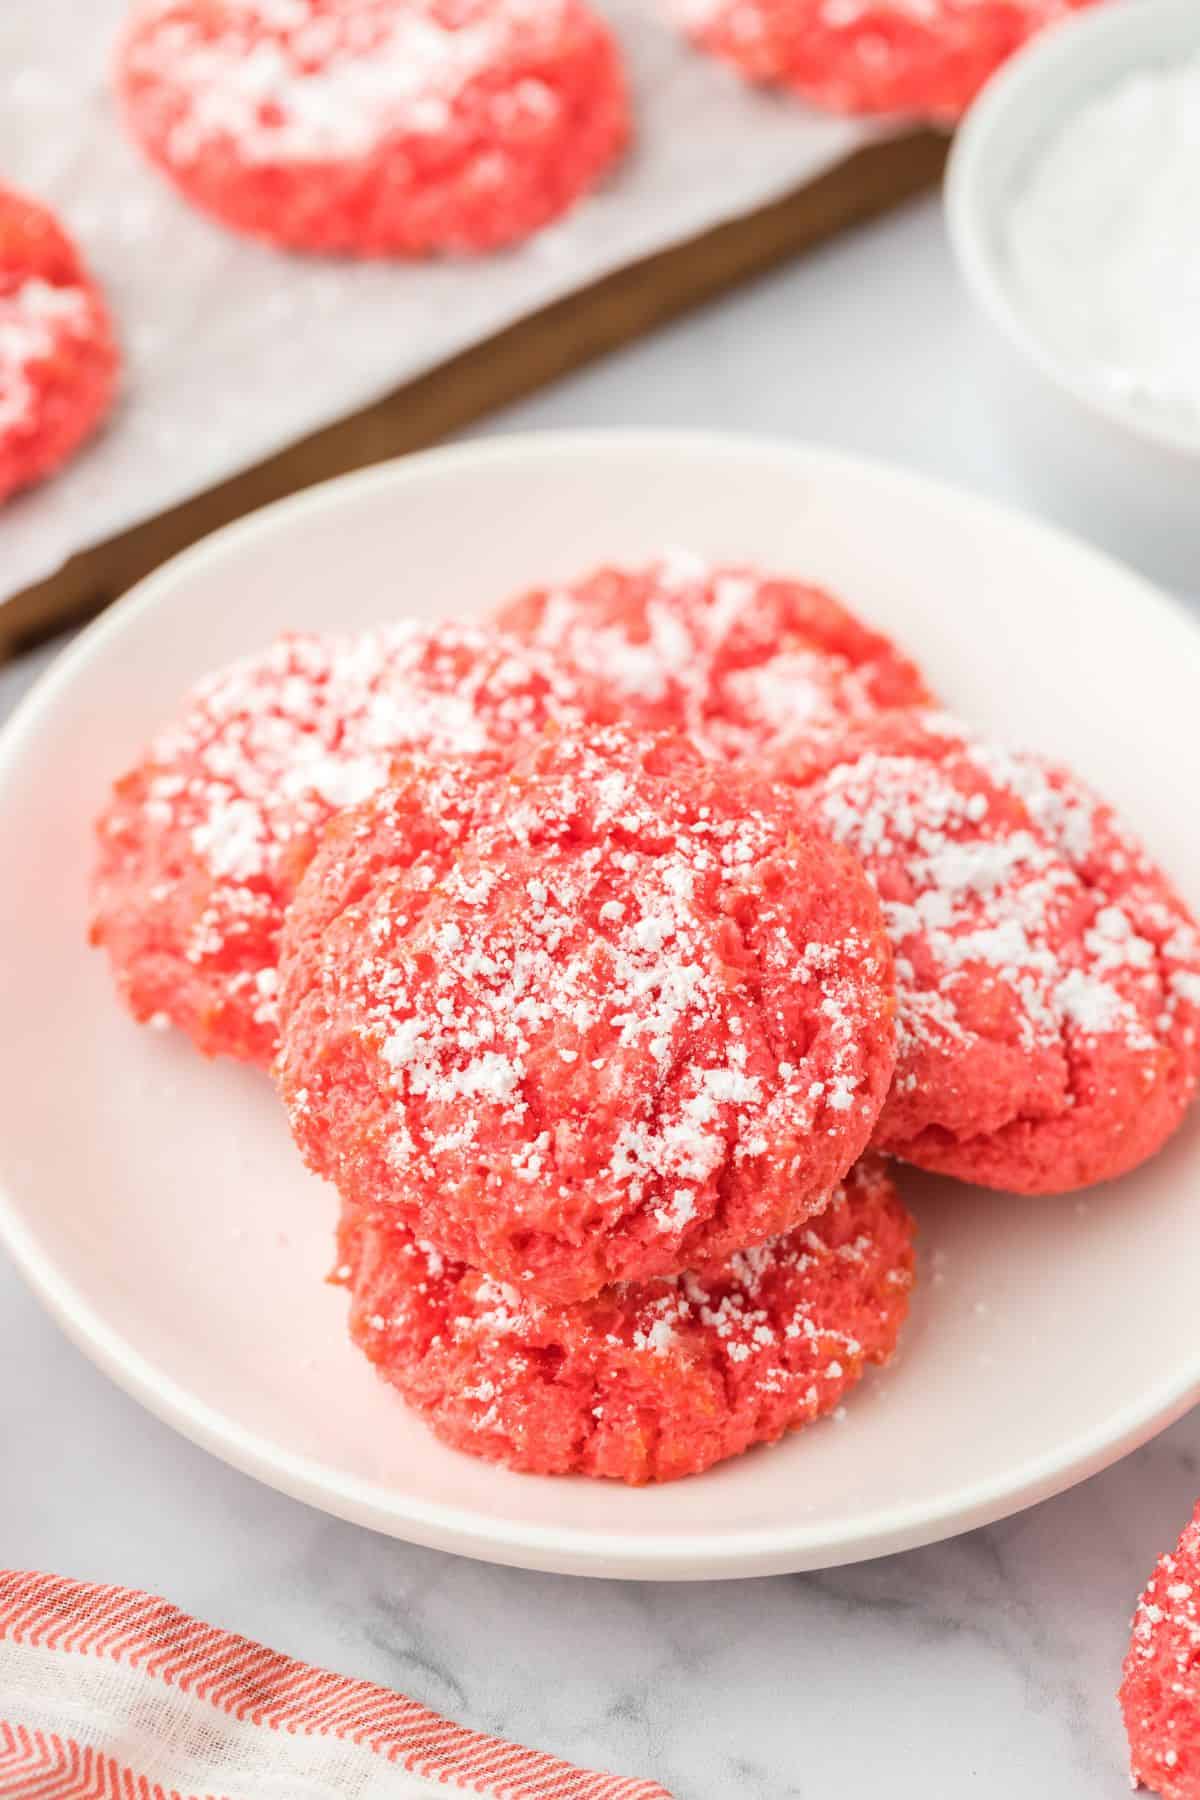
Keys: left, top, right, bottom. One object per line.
{"left": 3, "top": 431, "right": 1200, "bottom": 1580}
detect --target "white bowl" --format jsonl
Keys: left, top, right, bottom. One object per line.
{"left": 3, "top": 431, "right": 1200, "bottom": 1580}
{"left": 945, "top": 0, "right": 1200, "bottom": 589}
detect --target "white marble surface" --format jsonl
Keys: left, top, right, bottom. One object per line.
{"left": 4, "top": 191, "right": 1200, "bottom": 1798}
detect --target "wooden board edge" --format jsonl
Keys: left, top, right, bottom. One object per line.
{"left": 0, "top": 127, "right": 947, "bottom": 663}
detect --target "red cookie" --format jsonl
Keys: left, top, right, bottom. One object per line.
{"left": 90, "top": 623, "right": 582, "bottom": 1066}
{"left": 779, "top": 711, "right": 1200, "bottom": 1193}
{"left": 676, "top": 0, "right": 1097, "bottom": 122}
{"left": 338, "top": 1155, "right": 915, "bottom": 1483}
{"left": 277, "top": 726, "right": 897, "bottom": 1302}
{"left": 0, "top": 185, "right": 118, "bottom": 503}
{"left": 1121, "top": 1500, "right": 1200, "bottom": 1800}
{"left": 116, "top": 0, "right": 630, "bottom": 256}
{"left": 493, "top": 555, "right": 932, "bottom": 762}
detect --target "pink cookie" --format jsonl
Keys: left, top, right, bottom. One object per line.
{"left": 116, "top": 0, "right": 630, "bottom": 255}
{"left": 0, "top": 184, "right": 119, "bottom": 502}
{"left": 90, "top": 622, "right": 583, "bottom": 1065}
{"left": 1122, "top": 1500, "right": 1200, "bottom": 1799}
{"left": 779, "top": 710, "right": 1200, "bottom": 1193}
{"left": 338, "top": 1155, "right": 916, "bottom": 1483}
{"left": 676, "top": 0, "right": 1098, "bottom": 123}
{"left": 277, "top": 726, "right": 898, "bottom": 1302}
{"left": 493, "top": 555, "right": 934, "bottom": 762}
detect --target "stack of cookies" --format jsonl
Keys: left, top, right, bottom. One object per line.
{"left": 90, "top": 559, "right": 1200, "bottom": 1482}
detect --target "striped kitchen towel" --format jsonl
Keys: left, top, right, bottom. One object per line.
{"left": 0, "top": 1570, "right": 671, "bottom": 1799}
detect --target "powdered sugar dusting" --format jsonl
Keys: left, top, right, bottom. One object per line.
{"left": 91, "top": 620, "right": 582, "bottom": 1060}
{"left": 0, "top": 279, "right": 91, "bottom": 435}
{"left": 339, "top": 1156, "right": 915, "bottom": 1480}
{"left": 333, "top": 745, "right": 875, "bottom": 1222}
{"left": 795, "top": 711, "right": 1200, "bottom": 1162}
{"left": 145, "top": 623, "right": 576, "bottom": 895}
{"left": 125, "top": 0, "right": 574, "bottom": 166}
{"left": 496, "top": 556, "right": 931, "bottom": 761}
{"left": 282, "top": 726, "right": 895, "bottom": 1295}
{"left": 676, "top": 0, "right": 1090, "bottom": 121}
{"left": 1121, "top": 1500, "right": 1200, "bottom": 1794}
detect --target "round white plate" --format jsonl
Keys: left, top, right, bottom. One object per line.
{"left": 3, "top": 431, "right": 1200, "bottom": 1580}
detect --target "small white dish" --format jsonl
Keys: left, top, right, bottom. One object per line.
{"left": 945, "top": 0, "right": 1200, "bottom": 588}
{"left": 2, "top": 431, "right": 1200, "bottom": 1580}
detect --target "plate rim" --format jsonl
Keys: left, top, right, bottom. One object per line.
{"left": 4, "top": 427, "right": 1200, "bottom": 1579}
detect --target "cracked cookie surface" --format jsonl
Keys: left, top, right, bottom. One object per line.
{"left": 778, "top": 711, "right": 1200, "bottom": 1192}
{"left": 336, "top": 1156, "right": 914, "bottom": 1483}
{"left": 493, "top": 554, "right": 932, "bottom": 762}
{"left": 90, "top": 623, "right": 582, "bottom": 1066}
{"left": 277, "top": 726, "right": 898, "bottom": 1301}
{"left": 116, "top": 0, "right": 630, "bottom": 255}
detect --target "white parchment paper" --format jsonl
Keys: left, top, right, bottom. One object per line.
{"left": 0, "top": 0, "right": 880, "bottom": 605}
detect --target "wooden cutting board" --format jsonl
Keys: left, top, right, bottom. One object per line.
{"left": 0, "top": 128, "right": 946, "bottom": 664}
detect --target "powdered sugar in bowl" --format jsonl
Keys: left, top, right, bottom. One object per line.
{"left": 946, "top": 0, "right": 1200, "bottom": 590}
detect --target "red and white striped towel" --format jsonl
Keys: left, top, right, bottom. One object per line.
{"left": 0, "top": 1570, "right": 671, "bottom": 1800}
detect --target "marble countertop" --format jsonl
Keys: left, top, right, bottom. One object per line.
{"left": 4, "top": 190, "right": 1198, "bottom": 1799}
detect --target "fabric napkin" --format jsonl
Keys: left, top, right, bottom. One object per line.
{"left": 0, "top": 1570, "right": 671, "bottom": 1799}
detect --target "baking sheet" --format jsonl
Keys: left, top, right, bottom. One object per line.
{"left": 1, "top": 0, "right": 881, "bottom": 606}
